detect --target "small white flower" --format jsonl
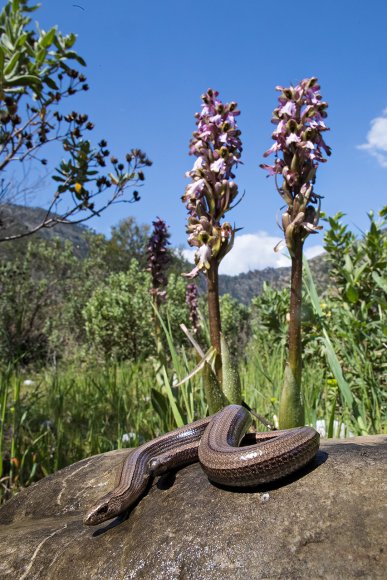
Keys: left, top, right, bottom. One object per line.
{"left": 122, "top": 432, "right": 136, "bottom": 443}
{"left": 315, "top": 419, "right": 353, "bottom": 438}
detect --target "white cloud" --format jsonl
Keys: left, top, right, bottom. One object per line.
{"left": 358, "top": 108, "right": 387, "bottom": 167}
{"left": 182, "top": 232, "right": 325, "bottom": 276}
{"left": 304, "top": 244, "right": 325, "bottom": 260}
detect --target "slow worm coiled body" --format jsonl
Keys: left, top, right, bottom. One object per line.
{"left": 84, "top": 405, "right": 319, "bottom": 526}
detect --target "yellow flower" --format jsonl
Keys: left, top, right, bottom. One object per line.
{"left": 74, "top": 182, "right": 83, "bottom": 194}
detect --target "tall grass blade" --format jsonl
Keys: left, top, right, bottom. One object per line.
{"left": 152, "top": 303, "right": 181, "bottom": 375}
{"left": 303, "top": 258, "right": 353, "bottom": 408}
{"left": 161, "top": 366, "right": 184, "bottom": 427}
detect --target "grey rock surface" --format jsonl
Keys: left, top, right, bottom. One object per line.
{"left": 0, "top": 436, "right": 386, "bottom": 579}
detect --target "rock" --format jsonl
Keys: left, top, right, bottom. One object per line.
{"left": 0, "top": 436, "right": 386, "bottom": 579}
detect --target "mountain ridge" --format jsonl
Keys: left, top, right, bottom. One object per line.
{"left": 0, "top": 203, "right": 330, "bottom": 304}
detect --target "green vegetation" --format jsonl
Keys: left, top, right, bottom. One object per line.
{"left": 0, "top": 207, "right": 385, "bottom": 503}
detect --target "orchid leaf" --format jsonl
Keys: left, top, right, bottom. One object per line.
{"left": 174, "top": 346, "right": 216, "bottom": 387}
{"left": 180, "top": 323, "right": 205, "bottom": 358}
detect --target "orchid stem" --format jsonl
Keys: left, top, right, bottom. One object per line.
{"left": 207, "top": 259, "right": 222, "bottom": 385}
{"left": 279, "top": 237, "right": 305, "bottom": 428}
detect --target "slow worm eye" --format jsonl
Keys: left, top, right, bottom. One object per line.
{"left": 148, "top": 458, "right": 159, "bottom": 472}
{"left": 97, "top": 504, "right": 109, "bottom": 515}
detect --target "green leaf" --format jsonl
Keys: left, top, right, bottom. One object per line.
{"left": 38, "top": 26, "right": 56, "bottom": 49}
{"left": 372, "top": 272, "right": 387, "bottom": 293}
{"left": 161, "top": 366, "right": 184, "bottom": 427}
{"left": 150, "top": 388, "right": 169, "bottom": 422}
{"left": 4, "top": 73, "right": 41, "bottom": 87}
{"left": 64, "top": 33, "right": 77, "bottom": 49}
{"left": 180, "top": 323, "right": 205, "bottom": 358}
{"left": 353, "top": 263, "right": 368, "bottom": 284}
{"left": 152, "top": 303, "right": 180, "bottom": 375}
{"left": 343, "top": 254, "right": 353, "bottom": 274}
{"left": 174, "top": 346, "right": 215, "bottom": 387}
{"left": 72, "top": 53, "right": 86, "bottom": 66}
{"left": 322, "top": 329, "right": 353, "bottom": 407}
{"left": 43, "top": 75, "right": 58, "bottom": 90}
{"left": 1, "top": 34, "right": 14, "bottom": 52}
{"left": 21, "top": 3, "right": 41, "bottom": 13}
{"left": 4, "top": 51, "right": 20, "bottom": 76}
{"left": 345, "top": 285, "right": 359, "bottom": 303}
{"left": 53, "top": 35, "right": 65, "bottom": 52}
{"left": 357, "top": 415, "right": 368, "bottom": 436}
{"left": 16, "top": 32, "right": 29, "bottom": 48}
{"left": 35, "top": 48, "right": 46, "bottom": 67}
{"left": 203, "top": 362, "right": 227, "bottom": 414}
{"left": 303, "top": 258, "right": 322, "bottom": 316}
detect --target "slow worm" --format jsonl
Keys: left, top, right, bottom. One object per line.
{"left": 84, "top": 405, "right": 319, "bottom": 526}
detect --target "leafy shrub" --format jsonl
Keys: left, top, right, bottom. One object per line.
{"left": 0, "top": 239, "right": 80, "bottom": 365}
{"left": 220, "top": 293, "right": 251, "bottom": 359}
{"left": 83, "top": 260, "right": 154, "bottom": 361}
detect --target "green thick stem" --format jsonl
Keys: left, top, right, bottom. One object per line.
{"left": 207, "top": 259, "right": 222, "bottom": 385}
{"left": 279, "top": 239, "right": 305, "bottom": 428}
{"left": 203, "top": 362, "right": 227, "bottom": 414}
{"left": 220, "top": 333, "right": 242, "bottom": 404}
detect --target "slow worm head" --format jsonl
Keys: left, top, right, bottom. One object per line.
{"left": 84, "top": 416, "right": 210, "bottom": 526}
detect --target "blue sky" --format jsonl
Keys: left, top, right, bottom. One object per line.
{"left": 17, "top": 0, "right": 387, "bottom": 272}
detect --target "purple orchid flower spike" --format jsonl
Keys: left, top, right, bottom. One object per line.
{"left": 182, "top": 89, "right": 243, "bottom": 278}
{"left": 260, "top": 77, "right": 330, "bottom": 254}
{"left": 147, "top": 217, "right": 170, "bottom": 306}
